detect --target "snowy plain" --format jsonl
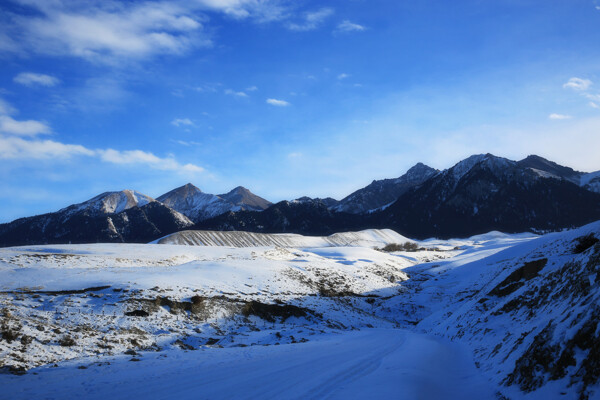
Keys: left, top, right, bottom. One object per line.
{"left": 1, "top": 226, "right": 598, "bottom": 399}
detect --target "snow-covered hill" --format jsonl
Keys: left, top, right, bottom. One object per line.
{"left": 155, "top": 228, "right": 411, "bottom": 248}
{"left": 380, "top": 220, "right": 600, "bottom": 399}
{"left": 1, "top": 221, "right": 599, "bottom": 398}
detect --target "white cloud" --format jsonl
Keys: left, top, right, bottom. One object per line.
{"left": 246, "top": 85, "right": 258, "bottom": 91}
{"left": 0, "top": 136, "right": 94, "bottom": 160}
{"left": 6, "top": 1, "right": 209, "bottom": 63}
{"left": 225, "top": 89, "right": 248, "bottom": 97}
{"left": 336, "top": 20, "right": 366, "bottom": 33}
{"left": 171, "top": 118, "right": 194, "bottom": 127}
{"left": 590, "top": 102, "right": 600, "bottom": 109}
{"left": 194, "top": 0, "right": 289, "bottom": 22}
{"left": 14, "top": 72, "right": 60, "bottom": 87}
{"left": 97, "top": 148, "right": 204, "bottom": 172}
{"left": 266, "top": 98, "right": 290, "bottom": 106}
{"left": 563, "top": 77, "right": 592, "bottom": 91}
{"left": 548, "top": 113, "right": 572, "bottom": 120}
{"left": 288, "top": 7, "right": 334, "bottom": 31}
{"left": 0, "top": 98, "right": 17, "bottom": 115}
{"left": 0, "top": 115, "right": 52, "bottom": 136}
{"left": 173, "top": 139, "right": 202, "bottom": 146}
{"left": 337, "top": 73, "right": 350, "bottom": 80}
{"left": 583, "top": 93, "right": 600, "bottom": 101}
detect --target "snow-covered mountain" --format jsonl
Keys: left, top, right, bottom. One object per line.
{"left": 61, "top": 189, "right": 154, "bottom": 216}
{"left": 0, "top": 191, "right": 193, "bottom": 247}
{"left": 333, "top": 162, "right": 438, "bottom": 213}
{"left": 199, "top": 154, "right": 600, "bottom": 239}
{"left": 156, "top": 183, "right": 271, "bottom": 222}
{"left": 2, "top": 153, "right": 600, "bottom": 247}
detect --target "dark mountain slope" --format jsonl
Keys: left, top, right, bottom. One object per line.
{"left": 379, "top": 154, "right": 600, "bottom": 238}
{"left": 195, "top": 199, "right": 364, "bottom": 236}
{"left": 333, "top": 162, "right": 438, "bottom": 213}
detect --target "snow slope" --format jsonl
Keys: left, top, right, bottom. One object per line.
{"left": 154, "top": 228, "right": 412, "bottom": 248}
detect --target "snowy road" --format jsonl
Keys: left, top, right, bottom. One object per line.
{"left": 3, "top": 329, "right": 496, "bottom": 400}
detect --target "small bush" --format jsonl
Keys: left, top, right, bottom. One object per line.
{"left": 59, "top": 336, "right": 76, "bottom": 347}
{"left": 378, "top": 242, "right": 420, "bottom": 252}
{"left": 574, "top": 234, "right": 599, "bottom": 254}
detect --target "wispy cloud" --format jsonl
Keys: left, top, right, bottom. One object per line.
{"left": 563, "top": 77, "right": 592, "bottom": 91}
{"left": 195, "top": 0, "right": 289, "bottom": 22}
{"left": 590, "top": 102, "right": 600, "bottom": 109}
{"left": 0, "top": 136, "right": 94, "bottom": 160}
{"left": 0, "top": 98, "right": 204, "bottom": 172}
{"left": 172, "top": 139, "right": 202, "bottom": 146}
{"left": 14, "top": 72, "right": 60, "bottom": 87}
{"left": 266, "top": 98, "right": 290, "bottom": 106}
{"left": 171, "top": 118, "right": 194, "bottom": 127}
{"left": 287, "top": 7, "right": 334, "bottom": 31}
{"left": 97, "top": 148, "right": 203, "bottom": 172}
{"left": 3, "top": 1, "right": 209, "bottom": 64}
{"left": 337, "top": 73, "right": 350, "bottom": 80}
{"left": 549, "top": 113, "right": 572, "bottom": 120}
{"left": 246, "top": 85, "right": 258, "bottom": 92}
{"left": 0, "top": 133, "right": 205, "bottom": 172}
{"left": 0, "top": 98, "right": 52, "bottom": 136}
{"left": 225, "top": 89, "right": 248, "bottom": 97}
{"left": 0, "top": 116, "right": 52, "bottom": 136}
{"left": 336, "top": 20, "right": 366, "bottom": 33}
{"left": 0, "top": 98, "right": 17, "bottom": 115}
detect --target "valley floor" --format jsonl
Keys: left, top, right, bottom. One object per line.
{"left": 3, "top": 329, "right": 497, "bottom": 400}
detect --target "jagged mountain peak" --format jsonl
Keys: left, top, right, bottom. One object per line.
{"left": 227, "top": 186, "right": 249, "bottom": 194}
{"left": 155, "top": 184, "right": 272, "bottom": 222}
{"left": 449, "top": 153, "right": 514, "bottom": 180}
{"left": 164, "top": 183, "right": 203, "bottom": 196}
{"left": 406, "top": 162, "right": 434, "bottom": 174}
{"left": 218, "top": 186, "right": 272, "bottom": 211}
{"left": 399, "top": 162, "right": 438, "bottom": 183}
{"left": 64, "top": 189, "right": 154, "bottom": 215}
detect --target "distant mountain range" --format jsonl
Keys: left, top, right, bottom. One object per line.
{"left": 1, "top": 154, "right": 600, "bottom": 246}
{"left": 197, "top": 154, "right": 600, "bottom": 238}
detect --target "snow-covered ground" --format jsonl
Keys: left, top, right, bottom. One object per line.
{"left": 1, "top": 225, "right": 598, "bottom": 399}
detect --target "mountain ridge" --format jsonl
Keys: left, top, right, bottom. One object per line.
{"left": 1, "top": 153, "right": 600, "bottom": 246}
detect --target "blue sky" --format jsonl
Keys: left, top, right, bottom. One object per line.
{"left": 2, "top": 0, "right": 600, "bottom": 222}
